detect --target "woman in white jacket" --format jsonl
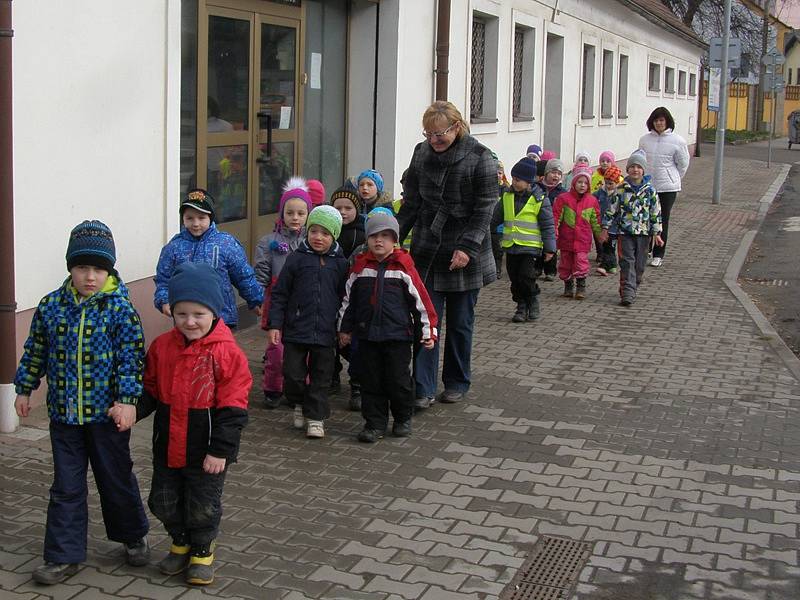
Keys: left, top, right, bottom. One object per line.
{"left": 638, "top": 107, "right": 690, "bottom": 267}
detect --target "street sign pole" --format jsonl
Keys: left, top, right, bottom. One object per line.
{"left": 712, "top": 0, "right": 732, "bottom": 205}
{"left": 768, "top": 90, "right": 774, "bottom": 168}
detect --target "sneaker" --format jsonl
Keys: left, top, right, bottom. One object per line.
{"left": 158, "top": 543, "right": 191, "bottom": 575}
{"left": 292, "top": 405, "right": 305, "bottom": 429}
{"left": 32, "top": 562, "right": 79, "bottom": 585}
{"left": 357, "top": 428, "right": 385, "bottom": 443}
{"left": 124, "top": 536, "right": 150, "bottom": 567}
{"left": 595, "top": 267, "right": 607, "bottom": 276}
{"left": 650, "top": 257, "right": 663, "bottom": 267}
{"left": 392, "top": 420, "right": 412, "bottom": 437}
{"left": 414, "top": 396, "right": 434, "bottom": 411}
{"left": 263, "top": 391, "right": 282, "bottom": 410}
{"left": 437, "top": 390, "right": 464, "bottom": 404}
{"left": 185, "top": 551, "right": 214, "bottom": 586}
{"left": 620, "top": 298, "right": 633, "bottom": 307}
{"left": 306, "top": 420, "right": 325, "bottom": 438}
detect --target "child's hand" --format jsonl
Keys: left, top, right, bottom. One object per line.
{"left": 14, "top": 395, "right": 31, "bottom": 418}
{"left": 252, "top": 305, "right": 263, "bottom": 317}
{"left": 108, "top": 402, "right": 136, "bottom": 431}
{"left": 203, "top": 454, "right": 226, "bottom": 474}
{"left": 338, "top": 332, "right": 352, "bottom": 347}
{"left": 653, "top": 234, "right": 665, "bottom": 247}
{"left": 161, "top": 303, "right": 172, "bottom": 317}
{"left": 421, "top": 337, "right": 435, "bottom": 350}
{"left": 599, "top": 230, "right": 609, "bottom": 243}
{"left": 544, "top": 252, "right": 554, "bottom": 261}
{"left": 268, "top": 329, "right": 281, "bottom": 346}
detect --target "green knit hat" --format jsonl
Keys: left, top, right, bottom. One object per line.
{"left": 307, "top": 205, "right": 343, "bottom": 239}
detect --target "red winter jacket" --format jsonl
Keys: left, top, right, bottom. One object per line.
{"left": 138, "top": 321, "right": 251, "bottom": 468}
{"left": 552, "top": 187, "right": 602, "bottom": 253}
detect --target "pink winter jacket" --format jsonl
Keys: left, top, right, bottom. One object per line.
{"left": 552, "top": 188, "right": 602, "bottom": 253}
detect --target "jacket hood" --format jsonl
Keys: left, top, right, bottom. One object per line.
{"left": 357, "top": 247, "right": 413, "bottom": 269}
{"left": 63, "top": 274, "right": 129, "bottom": 305}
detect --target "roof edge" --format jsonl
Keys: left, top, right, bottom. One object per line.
{"left": 615, "top": 0, "right": 709, "bottom": 52}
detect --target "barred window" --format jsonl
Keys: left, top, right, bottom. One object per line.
{"left": 513, "top": 25, "right": 535, "bottom": 120}
{"left": 470, "top": 12, "right": 498, "bottom": 121}
{"left": 513, "top": 28, "right": 524, "bottom": 117}
{"left": 601, "top": 49, "right": 614, "bottom": 118}
{"left": 471, "top": 19, "right": 486, "bottom": 118}
{"left": 581, "top": 43, "right": 596, "bottom": 119}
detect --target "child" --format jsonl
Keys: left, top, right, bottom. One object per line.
{"left": 154, "top": 188, "right": 263, "bottom": 329}
{"left": 491, "top": 157, "right": 510, "bottom": 279}
{"left": 591, "top": 150, "right": 622, "bottom": 192}
{"left": 268, "top": 205, "right": 349, "bottom": 438}
{"left": 338, "top": 212, "right": 438, "bottom": 442}
{"left": 254, "top": 178, "right": 312, "bottom": 409}
{"left": 533, "top": 159, "right": 566, "bottom": 282}
{"left": 330, "top": 186, "right": 366, "bottom": 407}
{"left": 593, "top": 165, "right": 623, "bottom": 276}
{"left": 552, "top": 164, "right": 602, "bottom": 300}
{"left": 491, "top": 157, "right": 556, "bottom": 322}
{"left": 131, "top": 262, "right": 250, "bottom": 586}
{"left": 307, "top": 179, "right": 326, "bottom": 207}
{"left": 601, "top": 151, "right": 663, "bottom": 306}
{"left": 14, "top": 221, "right": 149, "bottom": 585}
{"left": 356, "top": 169, "right": 392, "bottom": 213}
{"left": 526, "top": 144, "right": 542, "bottom": 161}
{"left": 564, "top": 150, "right": 591, "bottom": 189}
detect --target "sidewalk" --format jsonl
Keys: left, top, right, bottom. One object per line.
{"left": 2, "top": 152, "right": 800, "bottom": 600}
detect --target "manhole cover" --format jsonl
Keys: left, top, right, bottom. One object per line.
{"left": 500, "top": 536, "right": 593, "bottom": 600}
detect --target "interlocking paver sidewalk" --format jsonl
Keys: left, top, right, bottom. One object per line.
{"left": 2, "top": 152, "right": 800, "bottom": 599}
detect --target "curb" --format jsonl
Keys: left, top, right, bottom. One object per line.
{"left": 723, "top": 162, "right": 800, "bottom": 383}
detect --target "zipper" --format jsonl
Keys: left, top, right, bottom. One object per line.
{"left": 76, "top": 305, "right": 86, "bottom": 424}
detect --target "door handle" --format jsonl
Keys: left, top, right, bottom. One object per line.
{"left": 256, "top": 111, "right": 272, "bottom": 162}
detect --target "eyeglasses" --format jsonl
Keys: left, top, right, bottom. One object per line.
{"left": 422, "top": 122, "right": 458, "bottom": 139}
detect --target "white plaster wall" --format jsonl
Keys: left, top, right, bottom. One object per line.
{"left": 12, "top": 0, "right": 181, "bottom": 311}
{"left": 390, "top": 0, "right": 703, "bottom": 180}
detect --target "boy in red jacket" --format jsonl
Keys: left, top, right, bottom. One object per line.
{"left": 122, "top": 262, "right": 251, "bottom": 585}
{"left": 338, "top": 212, "right": 438, "bottom": 443}
{"left": 552, "top": 164, "right": 602, "bottom": 299}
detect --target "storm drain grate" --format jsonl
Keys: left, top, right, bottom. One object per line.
{"left": 500, "top": 536, "right": 593, "bottom": 600}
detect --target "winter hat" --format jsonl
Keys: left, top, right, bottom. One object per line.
{"left": 541, "top": 150, "right": 556, "bottom": 161}
{"left": 603, "top": 165, "right": 622, "bottom": 182}
{"left": 366, "top": 210, "right": 400, "bottom": 241}
{"left": 510, "top": 157, "right": 539, "bottom": 185}
{"left": 571, "top": 164, "right": 593, "bottom": 187}
{"left": 526, "top": 145, "right": 543, "bottom": 159}
{"left": 181, "top": 188, "right": 216, "bottom": 222}
{"left": 66, "top": 220, "right": 116, "bottom": 273}
{"left": 357, "top": 169, "right": 384, "bottom": 194}
{"left": 307, "top": 179, "right": 326, "bottom": 207}
{"left": 279, "top": 177, "right": 313, "bottom": 218}
{"left": 626, "top": 150, "right": 648, "bottom": 171}
{"left": 574, "top": 150, "right": 591, "bottom": 164}
{"left": 307, "top": 205, "right": 343, "bottom": 239}
{"left": 368, "top": 206, "right": 394, "bottom": 218}
{"left": 544, "top": 158, "right": 565, "bottom": 175}
{"left": 168, "top": 262, "right": 224, "bottom": 318}
{"left": 599, "top": 150, "right": 616, "bottom": 164}
{"left": 330, "top": 186, "right": 363, "bottom": 213}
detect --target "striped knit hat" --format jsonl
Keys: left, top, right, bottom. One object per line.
{"left": 66, "top": 220, "right": 116, "bottom": 273}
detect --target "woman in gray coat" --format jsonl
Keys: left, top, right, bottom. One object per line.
{"left": 396, "top": 101, "right": 497, "bottom": 408}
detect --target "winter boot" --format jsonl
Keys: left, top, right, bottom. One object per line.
{"left": 185, "top": 544, "right": 215, "bottom": 586}
{"left": 527, "top": 297, "right": 540, "bottom": 321}
{"left": 562, "top": 279, "right": 575, "bottom": 298}
{"left": 512, "top": 302, "right": 527, "bottom": 323}
{"left": 575, "top": 278, "right": 587, "bottom": 300}
{"left": 158, "top": 543, "right": 191, "bottom": 575}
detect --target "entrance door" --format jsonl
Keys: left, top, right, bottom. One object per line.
{"left": 198, "top": 3, "right": 302, "bottom": 258}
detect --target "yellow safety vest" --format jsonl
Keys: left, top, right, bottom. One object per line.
{"left": 392, "top": 198, "right": 412, "bottom": 250}
{"left": 501, "top": 191, "right": 543, "bottom": 249}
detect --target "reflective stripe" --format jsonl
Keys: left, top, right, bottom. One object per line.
{"left": 501, "top": 192, "right": 544, "bottom": 249}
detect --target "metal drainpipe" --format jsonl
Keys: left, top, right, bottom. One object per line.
{"left": 434, "top": 0, "right": 450, "bottom": 101}
{"left": 0, "top": 0, "right": 18, "bottom": 433}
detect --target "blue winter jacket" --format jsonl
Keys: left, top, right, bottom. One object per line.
{"left": 267, "top": 239, "right": 348, "bottom": 347}
{"left": 15, "top": 276, "right": 145, "bottom": 425}
{"left": 154, "top": 223, "right": 263, "bottom": 326}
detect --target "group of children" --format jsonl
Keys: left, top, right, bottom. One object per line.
{"left": 494, "top": 144, "right": 663, "bottom": 322}
{"left": 12, "top": 168, "right": 434, "bottom": 588}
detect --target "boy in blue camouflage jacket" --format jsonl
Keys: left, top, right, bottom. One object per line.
{"left": 14, "top": 221, "right": 150, "bottom": 585}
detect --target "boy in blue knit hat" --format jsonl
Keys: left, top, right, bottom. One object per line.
{"left": 14, "top": 220, "right": 150, "bottom": 585}
{"left": 356, "top": 169, "right": 392, "bottom": 213}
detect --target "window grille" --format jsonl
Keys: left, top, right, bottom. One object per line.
{"left": 513, "top": 27, "right": 524, "bottom": 117}
{"left": 471, "top": 19, "right": 486, "bottom": 117}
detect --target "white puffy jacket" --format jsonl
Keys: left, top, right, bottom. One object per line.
{"left": 638, "top": 129, "right": 690, "bottom": 193}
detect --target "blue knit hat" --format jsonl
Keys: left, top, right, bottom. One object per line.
{"left": 357, "top": 169, "right": 385, "bottom": 194}
{"left": 66, "top": 220, "right": 116, "bottom": 273}
{"left": 510, "top": 157, "right": 539, "bottom": 185}
{"left": 168, "top": 262, "right": 224, "bottom": 317}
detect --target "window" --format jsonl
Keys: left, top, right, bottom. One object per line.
{"left": 648, "top": 61, "right": 661, "bottom": 92}
{"left": 581, "top": 43, "right": 596, "bottom": 119}
{"left": 601, "top": 49, "right": 614, "bottom": 118}
{"left": 618, "top": 54, "right": 629, "bottom": 118}
{"left": 678, "top": 70, "right": 687, "bottom": 95}
{"left": 665, "top": 66, "right": 675, "bottom": 93}
{"left": 470, "top": 13, "right": 499, "bottom": 121}
{"left": 790, "top": 69, "right": 794, "bottom": 85}
{"left": 512, "top": 25, "right": 535, "bottom": 121}
{"left": 689, "top": 72, "right": 697, "bottom": 96}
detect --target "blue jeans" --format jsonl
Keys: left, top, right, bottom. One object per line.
{"left": 415, "top": 287, "right": 480, "bottom": 398}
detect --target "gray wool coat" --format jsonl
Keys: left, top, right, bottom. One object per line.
{"left": 396, "top": 134, "right": 498, "bottom": 292}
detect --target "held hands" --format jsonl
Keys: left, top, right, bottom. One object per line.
{"left": 653, "top": 234, "right": 665, "bottom": 247}
{"left": 14, "top": 395, "right": 31, "bottom": 418}
{"left": 203, "top": 454, "right": 226, "bottom": 474}
{"left": 598, "top": 230, "right": 609, "bottom": 243}
{"left": 338, "top": 332, "right": 352, "bottom": 347}
{"left": 268, "top": 329, "right": 282, "bottom": 346}
{"left": 161, "top": 303, "right": 172, "bottom": 317}
{"left": 107, "top": 402, "right": 137, "bottom": 432}
{"left": 544, "top": 252, "right": 554, "bottom": 261}
{"left": 421, "top": 337, "right": 435, "bottom": 350}
{"left": 252, "top": 305, "right": 263, "bottom": 317}
{"left": 449, "top": 250, "right": 470, "bottom": 271}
